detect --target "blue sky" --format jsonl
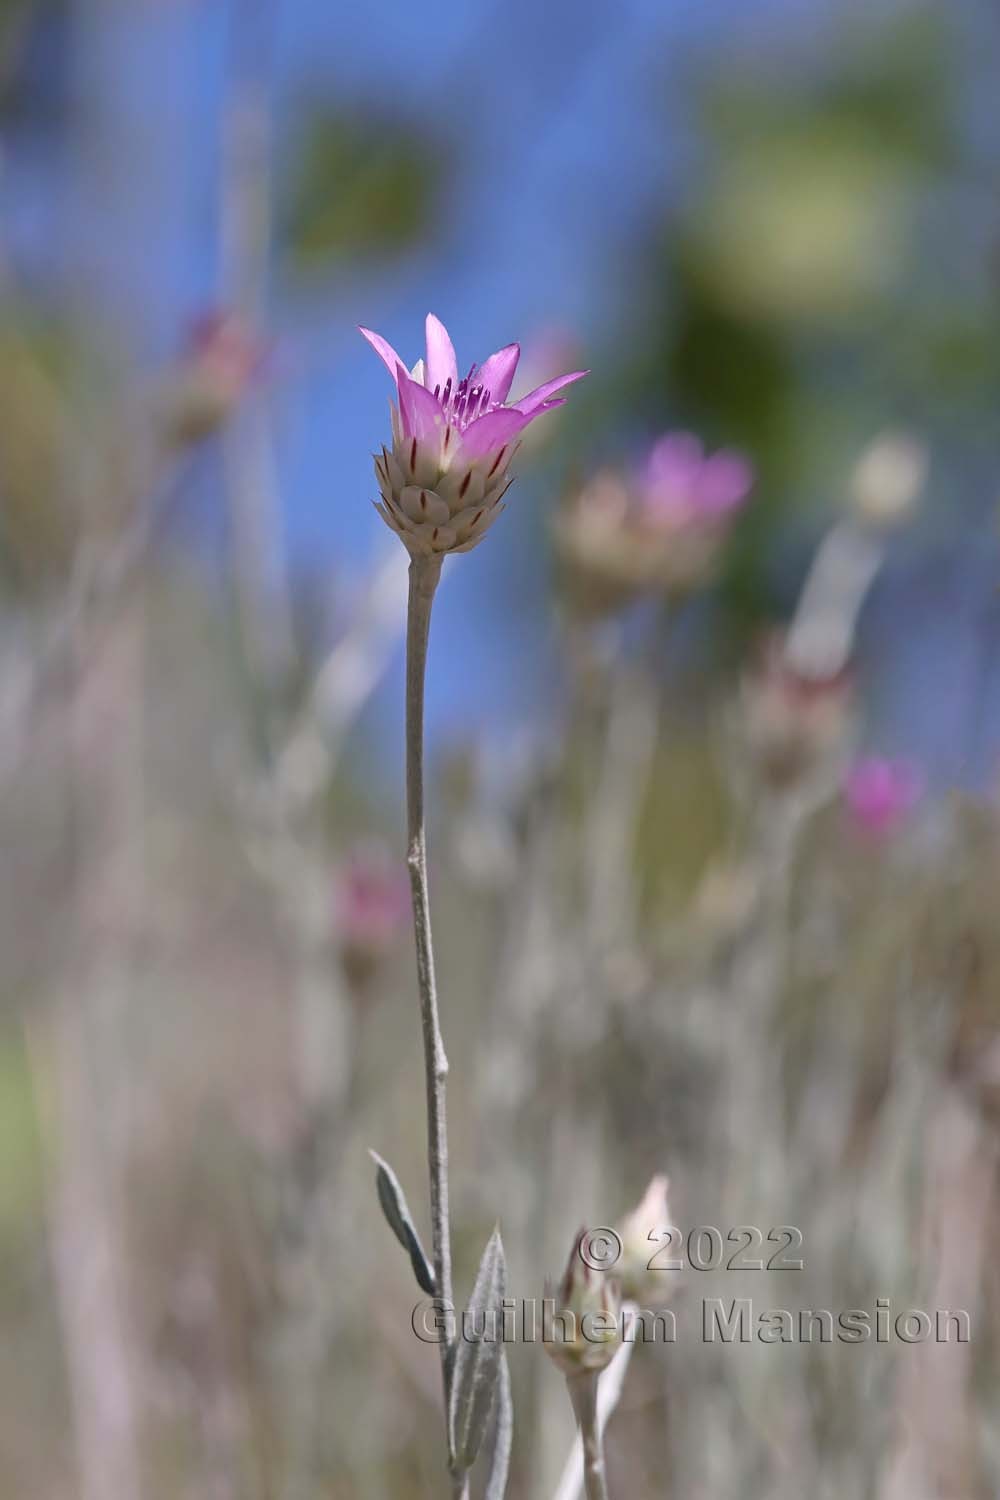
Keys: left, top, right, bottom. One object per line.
{"left": 12, "top": 0, "right": 1000, "bottom": 778}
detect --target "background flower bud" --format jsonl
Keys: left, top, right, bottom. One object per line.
{"left": 740, "top": 630, "right": 854, "bottom": 788}
{"left": 615, "top": 1174, "right": 673, "bottom": 1303}
{"left": 161, "top": 312, "right": 266, "bottom": 447}
{"left": 849, "top": 430, "right": 927, "bottom": 531}
{"left": 334, "top": 842, "right": 410, "bottom": 993}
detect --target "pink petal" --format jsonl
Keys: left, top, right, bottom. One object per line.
{"left": 424, "top": 314, "right": 457, "bottom": 395}
{"left": 359, "top": 326, "right": 406, "bottom": 386}
{"left": 514, "top": 369, "right": 589, "bottom": 416}
{"left": 397, "top": 367, "right": 445, "bottom": 443}
{"left": 473, "top": 343, "right": 520, "bottom": 405}
{"left": 646, "top": 432, "right": 704, "bottom": 485}
{"left": 459, "top": 407, "right": 534, "bottom": 460}
{"left": 695, "top": 452, "right": 754, "bottom": 516}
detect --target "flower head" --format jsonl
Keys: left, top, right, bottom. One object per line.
{"left": 843, "top": 756, "right": 922, "bottom": 838}
{"left": 361, "top": 314, "right": 587, "bottom": 558}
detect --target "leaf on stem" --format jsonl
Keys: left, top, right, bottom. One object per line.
{"left": 369, "top": 1149, "right": 436, "bottom": 1297}
{"left": 449, "top": 1226, "right": 507, "bottom": 1472}
{"left": 483, "top": 1347, "right": 513, "bottom": 1500}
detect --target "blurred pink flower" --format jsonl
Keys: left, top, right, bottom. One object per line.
{"left": 360, "top": 313, "right": 587, "bottom": 557}
{"left": 638, "top": 432, "right": 754, "bottom": 525}
{"left": 164, "top": 310, "right": 268, "bottom": 444}
{"left": 187, "top": 311, "right": 268, "bottom": 384}
{"left": 554, "top": 431, "right": 754, "bottom": 613}
{"left": 335, "top": 844, "right": 409, "bottom": 989}
{"left": 843, "top": 757, "right": 922, "bottom": 838}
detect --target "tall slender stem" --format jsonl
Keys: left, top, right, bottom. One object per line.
{"left": 405, "top": 555, "right": 465, "bottom": 1492}
{"left": 567, "top": 1372, "right": 610, "bottom": 1500}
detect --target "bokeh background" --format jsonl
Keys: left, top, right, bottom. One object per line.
{"left": 3, "top": 0, "right": 1000, "bottom": 1495}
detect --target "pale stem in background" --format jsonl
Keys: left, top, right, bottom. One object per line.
{"left": 566, "top": 1371, "right": 611, "bottom": 1500}
{"left": 404, "top": 555, "right": 465, "bottom": 1495}
{"left": 552, "top": 1306, "right": 637, "bottom": 1500}
{"left": 221, "top": 0, "right": 295, "bottom": 696}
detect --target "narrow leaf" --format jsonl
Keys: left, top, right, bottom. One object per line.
{"left": 483, "top": 1349, "right": 513, "bottom": 1500}
{"left": 369, "top": 1149, "right": 436, "bottom": 1297}
{"left": 449, "top": 1226, "right": 507, "bottom": 1472}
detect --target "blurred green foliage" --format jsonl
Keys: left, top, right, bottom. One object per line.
{"left": 566, "top": 7, "right": 1000, "bottom": 627}
{"left": 281, "top": 107, "right": 447, "bottom": 274}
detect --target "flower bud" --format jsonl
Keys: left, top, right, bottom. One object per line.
{"left": 161, "top": 312, "right": 265, "bottom": 447}
{"left": 849, "top": 431, "right": 927, "bottom": 531}
{"left": 544, "top": 1230, "right": 622, "bottom": 1376}
{"left": 615, "top": 1174, "right": 673, "bottom": 1303}
{"left": 334, "top": 843, "right": 409, "bottom": 994}
{"left": 739, "top": 630, "right": 853, "bottom": 788}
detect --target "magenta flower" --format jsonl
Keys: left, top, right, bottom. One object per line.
{"left": 843, "top": 757, "right": 922, "bottom": 838}
{"left": 360, "top": 314, "right": 587, "bottom": 557}
{"left": 638, "top": 433, "right": 754, "bottom": 524}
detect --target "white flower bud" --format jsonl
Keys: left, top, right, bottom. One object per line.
{"left": 849, "top": 431, "right": 927, "bottom": 530}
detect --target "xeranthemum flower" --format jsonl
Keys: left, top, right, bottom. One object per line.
{"left": 554, "top": 431, "right": 754, "bottom": 614}
{"left": 361, "top": 314, "right": 587, "bottom": 558}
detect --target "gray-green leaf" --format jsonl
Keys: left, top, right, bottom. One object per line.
{"left": 369, "top": 1150, "right": 436, "bottom": 1297}
{"left": 449, "top": 1226, "right": 507, "bottom": 1472}
{"left": 483, "top": 1348, "right": 513, "bottom": 1500}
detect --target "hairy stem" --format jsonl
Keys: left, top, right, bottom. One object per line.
{"left": 567, "top": 1372, "right": 610, "bottom": 1500}
{"left": 405, "top": 555, "right": 465, "bottom": 1494}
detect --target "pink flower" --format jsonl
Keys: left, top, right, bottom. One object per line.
{"left": 843, "top": 757, "right": 922, "bottom": 838}
{"left": 360, "top": 314, "right": 588, "bottom": 557}
{"left": 554, "top": 432, "right": 754, "bottom": 613}
{"left": 335, "top": 845, "right": 410, "bottom": 989}
{"left": 638, "top": 432, "right": 754, "bottom": 525}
